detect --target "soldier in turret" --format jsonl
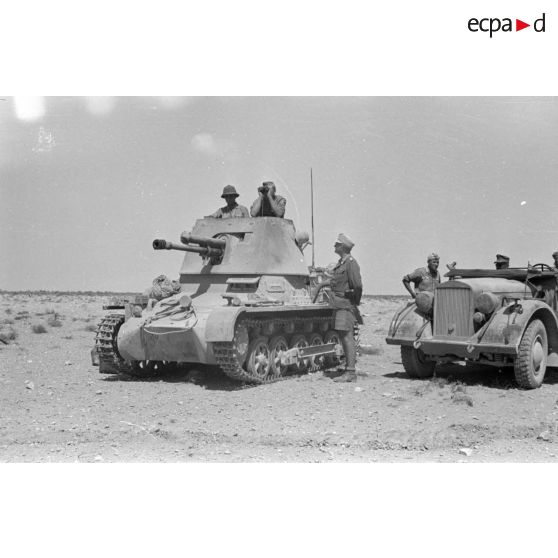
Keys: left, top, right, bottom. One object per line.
{"left": 402, "top": 253, "right": 441, "bottom": 299}
{"left": 329, "top": 233, "right": 363, "bottom": 383}
{"left": 494, "top": 254, "right": 510, "bottom": 270}
{"left": 207, "top": 185, "right": 249, "bottom": 219}
{"left": 250, "top": 181, "right": 286, "bottom": 217}
{"left": 551, "top": 251, "right": 558, "bottom": 271}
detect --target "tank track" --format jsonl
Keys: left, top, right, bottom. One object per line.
{"left": 213, "top": 315, "right": 360, "bottom": 384}
{"left": 95, "top": 313, "right": 132, "bottom": 374}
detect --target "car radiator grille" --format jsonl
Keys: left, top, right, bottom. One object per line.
{"left": 434, "top": 287, "right": 473, "bottom": 338}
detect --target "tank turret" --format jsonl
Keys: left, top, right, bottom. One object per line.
{"left": 94, "top": 217, "right": 348, "bottom": 383}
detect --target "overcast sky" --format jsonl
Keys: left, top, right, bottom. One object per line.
{"left": 2, "top": 96, "right": 558, "bottom": 294}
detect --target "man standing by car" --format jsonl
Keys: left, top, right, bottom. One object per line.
{"left": 329, "top": 233, "right": 363, "bottom": 383}
{"left": 402, "top": 253, "right": 441, "bottom": 299}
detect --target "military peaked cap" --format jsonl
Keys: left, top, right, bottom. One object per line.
{"left": 494, "top": 254, "right": 510, "bottom": 264}
{"left": 335, "top": 233, "right": 355, "bottom": 250}
{"left": 427, "top": 253, "right": 440, "bottom": 262}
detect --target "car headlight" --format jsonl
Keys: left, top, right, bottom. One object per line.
{"left": 415, "top": 291, "right": 434, "bottom": 314}
{"left": 477, "top": 292, "right": 499, "bottom": 314}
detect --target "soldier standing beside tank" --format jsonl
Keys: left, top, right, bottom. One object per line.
{"left": 494, "top": 254, "right": 510, "bottom": 270}
{"left": 329, "top": 233, "right": 363, "bottom": 383}
{"left": 250, "top": 181, "right": 286, "bottom": 217}
{"left": 207, "top": 185, "right": 249, "bottom": 219}
{"left": 402, "top": 253, "right": 441, "bottom": 298}
{"left": 551, "top": 251, "right": 558, "bottom": 271}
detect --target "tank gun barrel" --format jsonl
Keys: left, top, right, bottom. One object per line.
{"left": 152, "top": 239, "right": 223, "bottom": 257}
{"left": 180, "top": 233, "right": 226, "bottom": 249}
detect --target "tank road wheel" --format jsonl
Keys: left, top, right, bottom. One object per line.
{"left": 246, "top": 336, "right": 272, "bottom": 382}
{"left": 401, "top": 346, "right": 435, "bottom": 379}
{"left": 268, "top": 335, "right": 290, "bottom": 379}
{"left": 514, "top": 319, "right": 548, "bottom": 389}
{"left": 308, "top": 333, "right": 325, "bottom": 371}
{"left": 323, "top": 330, "right": 343, "bottom": 369}
{"left": 289, "top": 334, "right": 310, "bottom": 373}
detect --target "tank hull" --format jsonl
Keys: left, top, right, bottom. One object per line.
{"left": 94, "top": 216, "right": 357, "bottom": 383}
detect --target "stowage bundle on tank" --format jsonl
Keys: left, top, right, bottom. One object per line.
{"left": 93, "top": 217, "right": 353, "bottom": 383}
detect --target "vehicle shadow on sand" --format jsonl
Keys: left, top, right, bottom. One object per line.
{"left": 385, "top": 363, "right": 558, "bottom": 390}
{"left": 100, "top": 366, "right": 313, "bottom": 392}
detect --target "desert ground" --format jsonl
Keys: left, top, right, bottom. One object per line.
{"left": 2, "top": 292, "right": 558, "bottom": 463}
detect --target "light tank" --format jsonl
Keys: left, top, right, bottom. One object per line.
{"left": 94, "top": 217, "right": 349, "bottom": 383}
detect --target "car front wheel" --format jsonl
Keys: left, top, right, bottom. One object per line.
{"left": 401, "top": 345, "right": 436, "bottom": 378}
{"left": 514, "top": 319, "right": 548, "bottom": 389}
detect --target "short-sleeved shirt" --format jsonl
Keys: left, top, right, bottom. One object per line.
{"left": 330, "top": 254, "right": 363, "bottom": 309}
{"left": 208, "top": 203, "right": 249, "bottom": 219}
{"left": 250, "top": 195, "right": 286, "bottom": 217}
{"left": 405, "top": 267, "right": 441, "bottom": 292}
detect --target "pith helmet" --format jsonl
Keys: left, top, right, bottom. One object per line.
{"left": 552, "top": 251, "right": 558, "bottom": 258}
{"left": 221, "top": 185, "right": 239, "bottom": 198}
{"left": 494, "top": 254, "right": 510, "bottom": 264}
{"left": 335, "top": 233, "right": 355, "bottom": 250}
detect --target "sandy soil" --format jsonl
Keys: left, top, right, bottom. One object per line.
{"left": 2, "top": 293, "right": 558, "bottom": 463}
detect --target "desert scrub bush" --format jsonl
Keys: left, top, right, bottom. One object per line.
{"left": 47, "top": 315, "right": 63, "bottom": 327}
{"left": 84, "top": 323, "right": 97, "bottom": 332}
{"left": 5, "top": 308, "right": 12, "bottom": 315}
{"left": 450, "top": 383, "right": 474, "bottom": 406}
{"left": 31, "top": 323, "right": 48, "bottom": 334}
{"left": 1, "top": 318, "right": 15, "bottom": 325}
{"left": 0, "top": 326, "right": 18, "bottom": 342}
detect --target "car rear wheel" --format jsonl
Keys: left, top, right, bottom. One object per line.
{"left": 514, "top": 319, "right": 548, "bottom": 389}
{"left": 401, "top": 346, "right": 436, "bottom": 378}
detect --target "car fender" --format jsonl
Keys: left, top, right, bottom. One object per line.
{"left": 481, "top": 300, "right": 558, "bottom": 356}
{"left": 386, "top": 301, "right": 432, "bottom": 345}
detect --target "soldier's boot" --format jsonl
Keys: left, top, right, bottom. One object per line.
{"left": 333, "top": 368, "right": 357, "bottom": 382}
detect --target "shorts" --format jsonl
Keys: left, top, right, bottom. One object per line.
{"left": 334, "top": 308, "right": 356, "bottom": 331}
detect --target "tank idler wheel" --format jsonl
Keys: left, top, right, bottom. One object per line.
{"left": 323, "top": 330, "right": 343, "bottom": 369}
{"left": 514, "top": 319, "right": 548, "bottom": 389}
{"left": 268, "top": 335, "right": 290, "bottom": 379}
{"left": 289, "top": 334, "right": 311, "bottom": 373}
{"left": 308, "top": 333, "right": 325, "bottom": 371}
{"left": 246, "top": 336, "right": 272, "bottom": 382}
{"left": 129, "top": 360, "right": 164, "bottom": 378}
{"left": 400, "top": 346, "right": 435, "bottom": 378}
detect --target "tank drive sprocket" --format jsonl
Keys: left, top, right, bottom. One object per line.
{"left": 95, "top": 314, "right": 133, "bottom": 375}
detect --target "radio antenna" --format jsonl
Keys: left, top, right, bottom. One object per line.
{"left": 310, "top": 168, "right": 315, "bottom": 269}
